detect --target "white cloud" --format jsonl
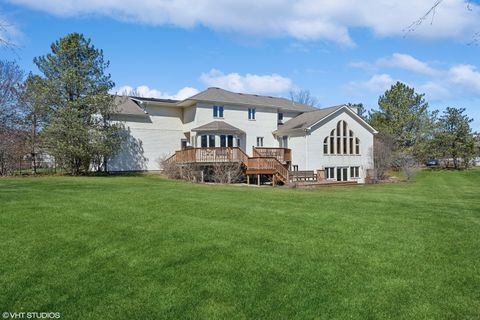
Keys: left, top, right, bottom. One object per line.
{"left": 200, "top": 69, "right": 293, "bottom": 95}
{"left": 350, "top": 74, "right": 396, "bottom": 92}
{"left": 418, "top": 81, "right": 451, "bottom": 101}
{"left": 0, "top": 13, "right": 21, "bottom": 47}
{"left": 448, "top": 64, "right": 480, "bottom": 95}
{"left": 350, "top": 53, "right": 480, "bottom": 100}
{"left": 116, "top": 85, "right": 199, "bottom": 100}
{"left": 377, "top": 53, "right": 439, "bottom": 76}
{"left": 5, "top": 0, "right": 480, "bottom": 45}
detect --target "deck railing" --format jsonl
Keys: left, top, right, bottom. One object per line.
{"left": 247, "top": 157, "right": 289, "bottom": 181}
{"left": 252, "top": 147, "right": 291, "bottom": 162}
{"left": 173, "top": 147, "right": 249, "bottom": 165}
{"left": 168, "top": 147, "right": 289, "bottom": 182}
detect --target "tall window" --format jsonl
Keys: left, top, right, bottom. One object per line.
{"left": 248, "top": 108, "right": 256, "bottom": 120}
{"left": 323, "top": 120, "right": 360, "bottom": 155}
{"left": 208, "top": 135, "right": 216, "bottom": 147}
{"left": 281, "top": 136, "right": 288, "bottom": 148}
{"left": 201, "top": 135, "right": 208, "bottom": 148}
{"left": 349, "top": 130, "right": 354, "bottom": 154}
{"left": 227, "top": 135, "right": 234, "bottom": 147}
{"left": 256, "top": 137, "right": 264, "bottom": 147}
{"left": 325, "top": 167, "right": 335, "bottom": 179}
{"left": 278, "top": 112, "right": 284, "bottom": 122}
{"left": 213, "top": 105, "right": 224, "bottom": 118}
{"left": 350, "top": 166, "right": 360, "bottom": 178}
{"left": 220, "top": 135, "right": 227, "bottom": 147}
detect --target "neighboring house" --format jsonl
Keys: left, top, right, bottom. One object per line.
{"left": 109, "top": 87, "right": 377, "bottom": 183}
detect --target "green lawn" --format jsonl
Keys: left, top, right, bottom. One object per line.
{"left": 0, "top": 170, "right": 479, "bottom": 319}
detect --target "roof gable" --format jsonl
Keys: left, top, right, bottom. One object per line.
{"left": 113, "top": 96, "right": 148, "bottom": 117}
{"left": 274, "top": 105, "right": 377, "bottom": 135}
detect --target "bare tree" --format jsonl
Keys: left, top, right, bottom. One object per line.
{"left": 394, "top": 153, "right": 419, "bottom": 181}
{"left": 404, "top": 0, "right": 479, "bottom": 45}
{"left": 371, "top": 133, "right": 396, "bottom": 182}
{"left": 0, "top": 60, "right": 25, "bottom": 176}
{"left": 0, "top": 19, "right": 17, "bottom": 49}
{"left": 212, "top": 162, "right": 243, "bottom": 184}
{"left": 289, "top": 89, "right": 319, "bottom": 107}
{"left": 0, "top": 60, "right": 23, "bottom": 127}
{"left": 0, "top": 128, "right": 27, "bottom": 176}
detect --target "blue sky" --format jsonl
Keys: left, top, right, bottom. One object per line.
{"left": 1, "top": 0, "right": 479, "bottom": 130}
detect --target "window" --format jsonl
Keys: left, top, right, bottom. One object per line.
{"left": 323, "top": 121, "right": 360, "bottom": 155}
{"left": 278, "top": 112, "right": 284, "bottom": 121}
{"left": 281, "top": 136, "right": 288, "bottom": 148}
{"left": 248, "top": 108, "right": 256, "bottom": 120}
{"left": 325, "top": 167, "right": 335, "bottom": 179}
{"left": 213, "top": 105, "right": 224, "bottom": 118}
{"left": 227, "top": 135, "right": 234, "bottom": 147}
{"left": 181, "top": 139, "right": 188, "bottom": 149}
{"left": 208, "top": 135, "right": 216, "bottom": 147}
{"left": 350, "top": 166, "right": 360, "bottom": 178}
{"left": 256, "top": 137, "right": 264, "bottom": 147}
{"left": 220, "top": 135, "right": 227, "bottom": 147}
{"left": 201, "top": 135, "right": 208, "bottom": 148}
{"left": 293, "top": 165, "right": 299, "bottom": 171}
{"left": 337, "top": 167, "right": 348, "bottom": 181}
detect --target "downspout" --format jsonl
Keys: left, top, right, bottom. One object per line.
{"left": 305, "top": 128, "right": 309, "bottom": 170}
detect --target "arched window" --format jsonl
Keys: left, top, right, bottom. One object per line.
{"left": 323, "top": 121, "right": 360, "bottom": 155}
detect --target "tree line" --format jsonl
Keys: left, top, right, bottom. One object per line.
{"left": 366, "top": 82, "right": 479, "bottom": 180}
{"left": 0, "top": 33, "right": 125, "bottom": 176}
{"left": 1, "top": 32, "right": 479, "bottom": 177}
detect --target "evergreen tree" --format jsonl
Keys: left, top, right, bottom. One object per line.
{"left": 33, "top": 33, "right": 124, "bottom": 174}
{"left": 433, "top": 107, "right": 476, "bottom": 169}
{"left": 369, "top": 81, "right": 437, "bottom": 159}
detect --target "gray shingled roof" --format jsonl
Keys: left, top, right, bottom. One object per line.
{"left": 186, "top": 87, "right": 316, "bottom": 112}
{"left": 113, "top": 96, "right": 148, "bottom": 116}
{"left": 131, "top": 96, "right": 179, "bottom": 104}
{"left": 274, "top": 105, "right": 344, "bottom": 135}
{"left": 191, "top": 121, "right": 245, "bottom": 133}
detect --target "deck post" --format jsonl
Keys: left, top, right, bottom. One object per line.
{"left": 201, "top": 170, "right": 204, "bottom": 183}
{"left": 273, "top": 174, "right": 276, "bottom": 187}
{"left": 247, "top": 174, "right": 250, "bottom": 185}
{"left": 257, "top": 174, "right": 260, "bottom": 186}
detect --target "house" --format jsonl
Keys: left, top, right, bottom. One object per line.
{"left": 109, "top": 87, "right": 377, "bottom": 184}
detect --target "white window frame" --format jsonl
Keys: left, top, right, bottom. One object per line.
{"left": 325, "top": 167, "right": 335, "bottom": 180}
{"left": 350, "top": 166, "right": 360, "bottom": 178}
{"left": 248, "top": 108, "right": 256, "bottom": 120}
{"left": 256, "top": 137, "right": 264, "bottom": 147}
{"left": 213, "top": 105, "right": 224, "bottom": 118}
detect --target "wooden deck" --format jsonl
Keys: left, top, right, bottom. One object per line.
{"left": 169, "top": 147, "right": 248, "bottom": 164}
{"left": 166, "top": 147, "right": 290, "bottom": 183}
{"left": 252, "top": 147, "right": 291, "bottom": 162}
{"left": 165, "top": 147, "right": 359, "bottom": 187}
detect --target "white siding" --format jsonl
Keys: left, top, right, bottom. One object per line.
{"left": 109, "top": 99, "right": 374, "bottom": 182}
{"left": 108, "top": 104, "right": 186, "bottom": 171}
{"left": 287, "top": 110, "right": 374, "bottom": 183}
{"left": 194, "top": 102, "right": 280, "bottom": 155}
